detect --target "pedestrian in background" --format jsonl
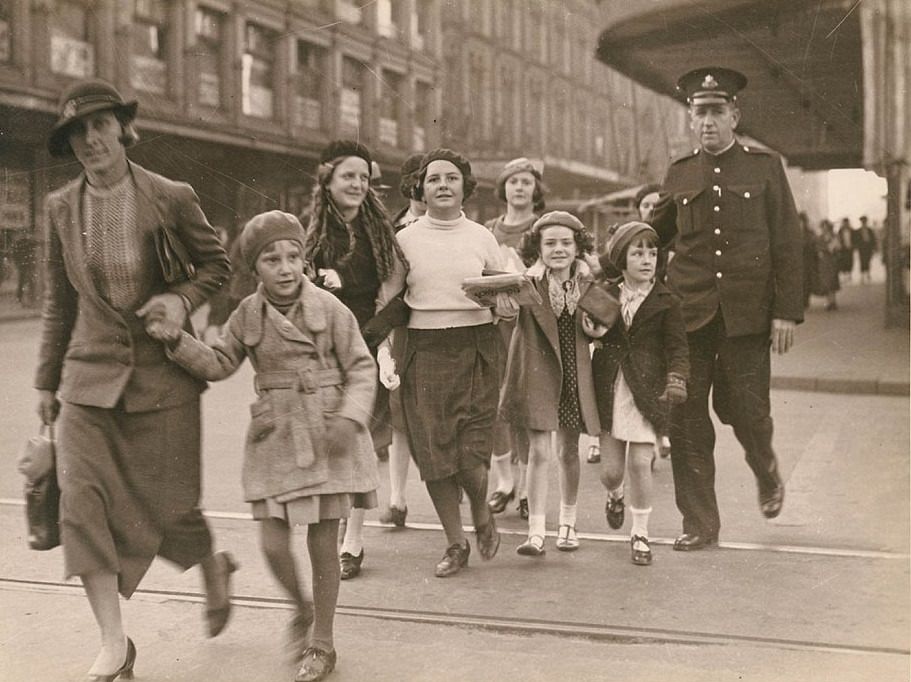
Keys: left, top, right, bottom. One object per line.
{"left": 590, "top": 222, "right": 689, "bottom": 566}
{"left": 652, "top": 67, "right": 802, "bottom": 551}
{"left": 151, "top": 211, "right": 378, "bottom": 682}
{"left": 302, "top": 139, "right": 405, "bottom": 581}
{"left": 377, "top": 148, "right": 509, "bottom": 577}
{"left": 812, "top": 219, "right": 840, "bottom": 311}
{"left": 11, "top": 234, "right": 37, "bottom": 306}
{"left": 500, "top": 211, "right": 603, "bottom": 556}
{"left": 485, "top": 157, "right": 546, "bottom": 520}
{"left": 34, "top": 78, "right": 233, "bottom": 681}
{"left": 855, "top": 215, "right": 877, "bottom": 284}
{"left": 837, "top": 217, "right": 855, "bottom": 281}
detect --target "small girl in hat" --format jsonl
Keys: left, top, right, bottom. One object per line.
{"left": 499, "top": 211, "right": 604, "bottom": 556}
{"left": 590, "top": 221, "right": 689, "bottom": 566}
{"left": 149, "top": 210, "right": 378, "bottom": 682}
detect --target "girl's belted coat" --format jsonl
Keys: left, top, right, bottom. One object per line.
{"left": 169, "top": 279, "right": 379, "bottom": 502}
{"left": 498, "top": 271, "right": 600, "bottom": 435}
{"left": 591, "top": 281, "right": 690, "bottom": 434}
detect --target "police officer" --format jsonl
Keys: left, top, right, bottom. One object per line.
{"left": 652, "top": 67, "right": 803, "bottom": 551}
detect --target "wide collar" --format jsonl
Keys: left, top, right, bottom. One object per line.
{"left": 52, "top": 161, "right": 161, "bottom": 317}
{"left": 607, "top": 280, "right": 674, "bottom": 334}
{"left": 530, "top": 262, "right": 593, "bottom": 357}
{"left": 241, "top": 278, "right": 328, "bottom": 349}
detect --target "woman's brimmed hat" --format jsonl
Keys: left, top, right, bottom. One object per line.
{"left": 48, "top": 79, "right": 138, "bottom": 157}
{"left": 240, "top": 211, "right": 306, "bottom": 270}
{"left": 532, "top": 210, "right": 584, "bottom": 233}
{"left": 496, "top": 157, "right": 541, "bottom": 189}
{"left": 605, "top": 221, "right": 658, "bottom": 268}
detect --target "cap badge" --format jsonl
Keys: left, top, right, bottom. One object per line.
{"left": 702, "top": 74, "right": 719, "bottom": 89}
{"left": 62, "top": 99, "right": 78, "bottom": 120}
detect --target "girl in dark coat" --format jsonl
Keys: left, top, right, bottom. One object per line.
{"left": 591, "top": 222, "right": 689, "bottom": 566}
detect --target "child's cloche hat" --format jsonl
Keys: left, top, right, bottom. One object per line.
{"left": 240, "top": 210, "right": 306, "bottom": 270}
{"left": 605, "top": 221, "right": 658, "bottom": 269}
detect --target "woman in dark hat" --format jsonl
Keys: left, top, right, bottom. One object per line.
{"left": 301, "top": 139, "right": 405, "bottom": 581}
{"left": 376, "top": 148, "right": 513, "bottom": 577}
{"left": 35, "top": 78, "right": 233, "bottom": 680}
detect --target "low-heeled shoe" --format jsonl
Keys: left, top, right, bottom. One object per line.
{"left": 605, "top": 496, "right": 625, "bottom": 530}
{"left": 339, "top": 549, "right": 364, "bottom": 580}
{"left": 379, "top": 504, "right": 408, "bottom": 527}
{"left": 295, "top": 647, "right": 337, "bottom": 682}
{"left": 476, "top": 517, "right": 500, "bottom": 560}
{"left": 85, "top": 637, "right": 136, "bottom": 682}
{"left": 760, "top": 485, "right": 785, "bottom": 519}
{"left": 631, "top": 535, "right": 652, "bottom": 566}
{"left": 672, "top": 532, "right": 718, "bottom": 551}
{"left": 206, "top": 551, "right": 238, "bottom": 638}
{"left": 487, "top": 488, "right": 515, "bottom": 514}
{"left": 516, "top": 535, "right": 546, "bottom": 557}
{"left": 435, "top": 540, "right": 470, "bottom": 577}
{"left": 517, "top": 497, "right": 529, "bottom": 520}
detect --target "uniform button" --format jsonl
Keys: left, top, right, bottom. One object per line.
{"left": 714, "top": 167, "right": 721, "bottom": 173}
{"left": 716, "top": 272, "right": 723, "bottom": 279}
{"left": 744, "top": 191, "right": 751, "bottom": 198}
{"left": 715, "top": 249, "right": 722, "bottom": 256}
{"left": 682, "top": 198, "right": 689, "bottom": 205}
{"left": 714, "top": 228, "right": 721, "bottom": 235}
{"left": 713, "top": 206, "right": 720, "bottom": 213}
{"left": 743, "top": 146, "right": 750, "bottom": 152}
{"left": 712, "top": 185, "right": 720, "bottom": 192}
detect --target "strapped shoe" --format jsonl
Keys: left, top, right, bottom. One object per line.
{"left": 379, "top": 504, "right": 408, "bottom": 527}
{"left": 516, "top": 535, "right": 546, "bottom": 557}
{"left": 605, "top": 496, "right": 625, "bottom": 530}
{"left": 435, "top": 540, "right": 470, "bottom": 577}
{"left": 487, "top": 488, "right": 515, "bottom": 514}
{"left": 339, "top": 550, "right": 364, "bottom": 580}
{"left": 294, "top": 647, "right": 337, "bottom": 682}
{"left": 476, "top": 517, "right": 501, "bottom": 561}
{"left": 759, "top": 485, "right": 785, "bottom": 519}
{"left": 555, "top": 524, "right": 580, "bottom": 552}
{"left": 586, "top": 444, "right": 601, "bottom": 463}
{"left": 630, "top": 535, "right": 653, "bottom": 566}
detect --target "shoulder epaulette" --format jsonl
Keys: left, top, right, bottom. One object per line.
{"left": 670, "top": 148, "right": 700, "bottom": 165}
{"left": 741, "top": 144, "right": 775, "bottom": 156}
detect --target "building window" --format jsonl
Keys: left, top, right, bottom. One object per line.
{"left": 242, "top": 22, "right": 276, "bottom": 119}
{"left": 50, "top": 1, "right": 95, "bottom": 78}
{"left": 414, "top": 81, "right": 432, "bottom": 152}
{"left": 412, "top": 1, "right": 430, "bottom": 51}
{"left": 194, "top": 6, "right": 223, "bottom": 107}
{"left": 131, "top": 0, "right": 170, "bottom": 96}
{"left": 0, "top": 0, "right": 11, "bottom": 64}
{"left": 339, "top": 56, "right": 363, "bottom": 136}
{"left": 468, "top": 51, "right": 490, "bottom": 145}
{"left": 378, "top": 70, "right": 402, "bottom": 146}
{"left": 335, "top": 0, "right": 361, "bottom": 25}
{"left": 377, "top": 0, "right": 407, "bottom": 39}
{"left": 293, "top": 40, "right": 325, "bottom": 130}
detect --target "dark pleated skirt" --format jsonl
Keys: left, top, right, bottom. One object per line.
{"left": 400, "top": 324, "right": 499, "bottom": 481}
{"left": 56, "top": 401, "right": 212, "bottom": 598}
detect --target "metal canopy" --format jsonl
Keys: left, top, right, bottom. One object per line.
{"left": 596, "top": 0, "right": 864, "bottom": 170}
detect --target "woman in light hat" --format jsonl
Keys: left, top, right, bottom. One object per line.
{"left": 35, "top": 78, "right": 233, "bottom": 680}
{"left": 377, "top": 148, "right": 511, "bottom": 577}
{"left": 591, "top": 221, "right": 689, "bottom": 565}
{"left": 499, "top": 211, "right": 604, "bottom": 556}
{"left": 483, "top": 157, "right": 547, "bottom": 519}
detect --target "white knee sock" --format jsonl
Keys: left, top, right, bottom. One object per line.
{"left": 340, "top": 508, "right": 365, "bottom": 555}
{"left": 491, "top": 452, "right": 514, "bottom": 493}
{"left": 559, "top": 503, "right": 577, "bottom": 528}
{"left": 630, "top": 506, "right": 652, "bottom": 539}
{"left": 528, "top": 514, "right": 546, "bottom": 538}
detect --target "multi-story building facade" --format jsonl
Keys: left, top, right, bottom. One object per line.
{"left": 0, "top": 0, "right": 443, "bottom": 253}
{"left": 0, "top": 0, "right": 689, "bottom": 268}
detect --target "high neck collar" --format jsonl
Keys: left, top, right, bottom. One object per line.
{"left": 702, "top": 137, "right": 737, "bottom": 157}
{"left": 424, "top": 211, "right": 466, "bottom": 228}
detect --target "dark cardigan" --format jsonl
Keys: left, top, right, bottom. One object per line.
{"left": 591, "top": 281, "right": 689, "bottom": 434}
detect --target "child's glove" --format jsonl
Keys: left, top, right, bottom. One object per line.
{"left": 377, "top": 346, "right": 400, "bottom": 391}
{"left": 658, "top": 373, "right": 688, "bottom": 405}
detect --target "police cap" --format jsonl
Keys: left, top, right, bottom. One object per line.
{"left": 676, "top": 67, "right": 747, "bottom": 105}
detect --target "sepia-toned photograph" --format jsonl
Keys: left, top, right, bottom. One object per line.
{"left": 0, "top": 1, "right": 908, "bottom": 680}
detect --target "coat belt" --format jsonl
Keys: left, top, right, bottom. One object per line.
{"left": 254, "top": 367, "right": 344, "bottom": 394}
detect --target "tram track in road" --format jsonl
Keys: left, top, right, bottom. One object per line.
{"left": 1, "top": 575, "right": 908, "bottom": 659}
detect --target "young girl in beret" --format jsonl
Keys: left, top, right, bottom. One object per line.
{"left": 590, "top": 222, "right": 689, "bottom": 565}
{"left": 150, "top": 210, "right": 378, "bottom": 682}
{"left": 499, "top": 211, "right": 604, "bottom": 556}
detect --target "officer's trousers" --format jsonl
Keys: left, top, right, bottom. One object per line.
{"left": 669, "top": 313, "right": 782, "bottom": 537}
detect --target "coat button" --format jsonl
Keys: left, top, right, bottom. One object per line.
{"left": 744, "top": 191, "right": 751, "bottom": 198}
{"left": 714, "top": 167, "right": 721, "bottom": 173}
{"left": 712, "top": 185, "right": 720, "bottom": 192}
{"left": 714, "top": 228, "right": 721, "bottom": 235}
{"left": 682, "top": 198, "right": 689, "bottom": 205}
{"left": 715, "top": 250, "right": 722, "bottom": 256}
{"left": 716, "top": 272, "right": 723, "bottom": 279}
{"left": 713, "top": 206, "right": 720, "bottom": 212}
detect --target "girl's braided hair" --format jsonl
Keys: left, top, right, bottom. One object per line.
{"left": 302, "top": 157, "right": 406, "bottom": 281}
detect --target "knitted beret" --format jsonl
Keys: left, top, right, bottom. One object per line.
{"left": 634, "top": 184, "right": 661, "bottom": 209}
{"left": 532, "top": 210, "right": 585, "bottom": 233}
{"left": 240, "top": 210, "right": 306, "bottom": 270}
{"left": 605, "top": 221, "right": 658, "bottom": 268}
{"left": 496, "top": 157, "right": 541, "bottom": 190}
{"left": 319, "top": 139, "right": 372, "bottom": 168}
{"left": 419, "top": 148, "right": 473, "bottom": 181}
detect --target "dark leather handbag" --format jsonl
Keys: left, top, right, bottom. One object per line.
{"left": 21, "top": 426, "right": 61, "bottom": 551}
{"left": 155, "top": 225, "right": 196, "bottom": 283}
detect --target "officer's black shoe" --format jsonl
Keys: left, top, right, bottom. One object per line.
{"left": 672, "top": 532, "right": 718, "bottom": 551}
{"left": 760, "top": 485, "right": 785, "bottom": 519}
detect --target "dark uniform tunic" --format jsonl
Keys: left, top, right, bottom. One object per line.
{"left": 652, "top": 141, "right": 803, "bottom": 537}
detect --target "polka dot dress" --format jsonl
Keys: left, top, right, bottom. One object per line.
{"left": 557, "top": 306, "right": 583, "bottom": 431}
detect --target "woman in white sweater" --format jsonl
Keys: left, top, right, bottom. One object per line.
{"left": 378, "top": 149, "right": 516, "bottom": 578}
